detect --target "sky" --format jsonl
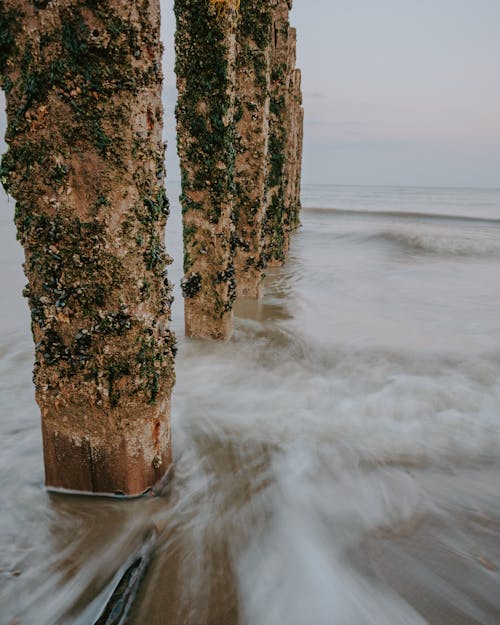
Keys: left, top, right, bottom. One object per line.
{"left": 2, "top": 0, "right": 500, "bottom": 188}
{"left": 288, "top": 0, "right": 500, "bottom": 187}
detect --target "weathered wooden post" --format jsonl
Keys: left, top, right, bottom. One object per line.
{"left": 175, "top": 0, "right": 238, "bottom": 339}
{"left": 0, "top": 0, "right": 175, "bottom": 496}
{"left": 263, "top": 0, "right": 295, "bottom": 267}
{"left": 287, "top": 65, "right": 303, "bottom": 231}
{"left": 232, "top": 0, "right": 273, "bottom": 298}
{"left": 235, "top": 0, "right": 302, "bottom": 276}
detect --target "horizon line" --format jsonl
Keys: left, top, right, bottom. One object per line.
{"left": 165, "top": 179, "right": 500, "bottom": 192}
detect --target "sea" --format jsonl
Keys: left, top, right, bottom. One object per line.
{"left": 1, "top": 182, "right": 500, "bottom": 625}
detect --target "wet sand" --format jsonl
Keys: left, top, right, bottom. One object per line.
{"left": 126, "top": 465, "right": 500, "bottom": 625}
{"left": 365, "top": 466, "right": 500, "bottom": 625}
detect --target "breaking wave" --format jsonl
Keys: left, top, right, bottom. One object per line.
{"left": 378, "top": 228, "right": 500, "bottom": 257}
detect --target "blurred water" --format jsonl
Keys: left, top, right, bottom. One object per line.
{"left": 1, "top": 184, "right": 500, "bottom": 624}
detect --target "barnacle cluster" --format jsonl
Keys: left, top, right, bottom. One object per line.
{"left": 208, "top": 0, "right": 240, "bottom": 21}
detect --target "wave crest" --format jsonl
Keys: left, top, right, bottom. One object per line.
{"left": 380, "top": 229, "right": 500, "bottom": 256}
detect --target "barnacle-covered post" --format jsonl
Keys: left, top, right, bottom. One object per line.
{"left": 287, "top": 64, "right": 303, "bottom": 231}
{"left": 175, "top": 0, "right": 238, "bottom": 339}
{"left": 232, "top": 0, "right": 273, "bottom": 298}
{"left": 263, "top": 0, "right": 295, "bottom": 267}
{"left": 0, "top": 0, "right": 175, "bottom": 495}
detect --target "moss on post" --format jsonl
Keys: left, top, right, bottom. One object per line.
{"left": 0, "top": 0, "right": 175, "bottom": 496}
{"left": 287, "top": 64, "right": 303, "bottom": 231}
{"left": 263, "top": 0, "right": 294, "bottom": 267}
{"left": 294, "top": 69, "right": 304, "bottom": 229}
{"left": 175, "top": 0, "right": 237, "bottom": 339}
{"left": 232, "top": 0, "right": 274, "bottom": 299}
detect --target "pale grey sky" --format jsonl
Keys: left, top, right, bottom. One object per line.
{"left": 290, "top": 0, "right": 500, "bottom": 187}
{"left": 2, "top": 1, "right": 499, "bottom": 188}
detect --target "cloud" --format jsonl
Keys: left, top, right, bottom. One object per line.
{"left": 334, "top": 121, "right": 363, "bottom": 127}
{"left": 305, "top": 120, "right": 364, "bottom": 127}
{"left": 310, "top": 138, "right": 422, "bottom": 150}
{"left": 303, "top": 91, "right": 329, "bottom": 100}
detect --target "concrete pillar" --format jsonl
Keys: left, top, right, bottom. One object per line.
{"left": 175, "top": 0, "right": 237, "bottom": 339}
{"left": 232, "top": 0, "right": 273, "bottom": 299}
{"left": 0, "top": 0, "right": 175, "bottom": 496}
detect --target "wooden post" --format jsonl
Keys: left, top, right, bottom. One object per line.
{"left": 263, "top": 0, "right": 295, "bottom": 267}
{"left": 175, "top": 0, "right": 237, "bottom": 339}
{"left": 287, "top": 65, "right": 303, "bottom": 231}
{"left": 232, "top": 0, "right": 273, "bottom": 298}
{"left": 0, "top": 0, "right": 175, "bottom": 496}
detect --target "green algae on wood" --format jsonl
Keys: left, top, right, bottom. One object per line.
{"left": 232, "top": 0, "right": 274, "bottom": 298}
{"left": 263, "top": 1, "right": 303, "bottom": 267}
{"left": 262, "top": 0, "right": 291, "bottom": 267}
{"left": 287, "top": 65, "right": 303, "bottom": 230}
{"left": 0, "top": 0, "right": 175, "bottom": 496}
{"left": 175, "top": 0, "right": 237, "bottom": 339}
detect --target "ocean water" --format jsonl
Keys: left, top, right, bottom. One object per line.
{"left": 1, "top": 183, "right": 500, "bottom": 624}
